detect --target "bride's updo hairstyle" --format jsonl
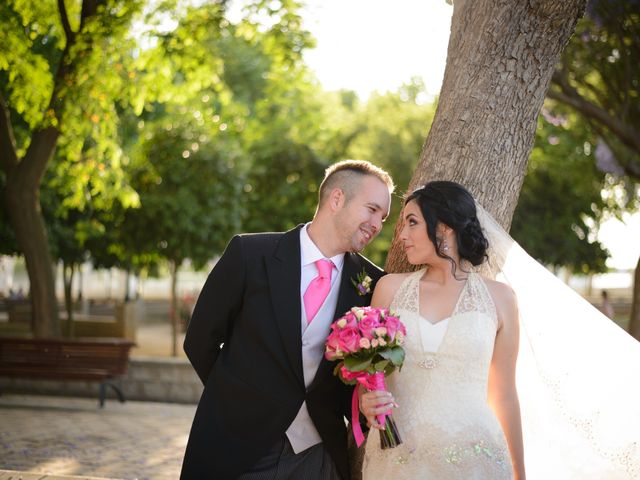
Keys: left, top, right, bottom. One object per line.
{"left": 405, "top": 181, "right": 489, "bottom": 268}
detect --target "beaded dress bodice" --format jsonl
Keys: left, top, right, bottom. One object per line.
{"left": 362, "top": 270, "right": 513, "bottom": 479}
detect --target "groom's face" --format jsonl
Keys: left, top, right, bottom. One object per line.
{"left": 334, "top": 175, "right": 391, "bottom": 253}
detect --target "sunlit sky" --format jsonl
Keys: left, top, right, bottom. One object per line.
{"left": 298, "top": 0, "right": 639, "bottom": 271}
{"left": 302, "top": 0, "right": 452, "bottom": 99}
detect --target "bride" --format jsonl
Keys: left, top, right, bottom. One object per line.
{"left": 359, "top": 181, "right": 640, "bottom": 479}
{"left": 360, "top": 181, "right": 525, "bottom": 479}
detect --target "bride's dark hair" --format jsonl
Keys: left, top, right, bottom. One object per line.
{"left": 405, "top": 181, "right": 489, "bottom": 270}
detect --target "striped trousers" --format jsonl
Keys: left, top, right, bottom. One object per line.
{"left": 236, "top": 437, "right": 342, "bottom": 480}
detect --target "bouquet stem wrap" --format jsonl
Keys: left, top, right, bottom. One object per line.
{"left": 346, "top": 369, "right": 402, "bottom": 449}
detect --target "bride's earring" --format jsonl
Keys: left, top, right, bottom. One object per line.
{"left": 437, "top": 237, "right": 449, "bottom": 253}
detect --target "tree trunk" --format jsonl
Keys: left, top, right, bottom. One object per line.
{"left": 3, "top": 128, "right": 61, "bottom": 337}
{"left": 169, "top": 260, "right": 180, "bottom": 357}
{"left": 628, "top": 256, "right": 640, "bottom": 341}
{"left": 77, "top": 265, "right": 83, "bottom": 302}
{"left": 124, "top": 269, "right": 131, "bottom": 302}
{"left": 385, "top": 0, "right": 587, "bottom": 273}
{"left": 62, "top": 262, "right": 75, "bottom": 337}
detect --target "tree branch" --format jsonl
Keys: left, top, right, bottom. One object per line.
{"left": 0, "top": 91, "right": 19, "bottom": 174}
{"left": 549, "top": 72, "right": 640, "bottom": 154}
{"left": 589, "top": 121, "right": 640, "bottom": 181}
{"left": 80, "top": 0, "right": 102, "bottom": 30}
{"left": 57, "top": 0, "right": 74, "bottom": 43}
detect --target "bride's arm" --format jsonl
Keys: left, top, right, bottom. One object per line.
{"left": 487, "top": 281, "right": 526, "bottom": 480}
{"left": 358, "top": 273, "right": 406, "bottom": 429}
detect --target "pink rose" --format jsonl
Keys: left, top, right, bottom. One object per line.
{"left": 325, "top": 330, "right": 343, "bottom": 359}
{"left": 383, "top": 315, "right": 401, "bottom": 341}
{"left": 342, "top": 312, "right": 359, "bottom": 329}
{"left": 362, "top": 306, "right": 381, "bottom": 320}
{"left": 324, "top": 345, "right": 340, "bottom": 361}
{"left": 332, "top": 312, "right": 358, "bottom": 331}
{"left": 358, "top": 311, "right": 382, "bottom": 339}
{"left": 335, "top": 326, "right": 361, "bottom": 353}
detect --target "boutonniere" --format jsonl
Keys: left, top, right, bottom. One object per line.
{"left": 351, "top": 269, "right": 372, "bottom": 296}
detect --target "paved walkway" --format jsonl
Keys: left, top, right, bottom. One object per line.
{"left": 0, "top": 394, "right": 196, "bottom": 480}
{"left": 0, "top": 470, "right": 114, "bottom": 479}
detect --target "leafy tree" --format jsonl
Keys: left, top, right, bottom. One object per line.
{"left": 222, "top": 3, "right": 331, "bottom": 233}
{"left": 546, "top": 0, "right": 640, "bottom": 339}
{"left": 0, "top": 0, "right": 146, "bottom": 336}
{"left": 122, "top": 0, "right": 319, "bottom": 354}
{"left": 42, "top": 147, "right": 139, "bottom": 333}
{"left": 548, "top": 0, "right": 640, "bottom": 178}
{"left": 385, "top": 0, "right": 587, "bottom": 274}
{"left": 511, "top": 108, "right": 612, "bottom": 274}
{"left": 125, "top": 114, "right": 245, "bottom": 356}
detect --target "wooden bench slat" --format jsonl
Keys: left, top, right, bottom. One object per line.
{"left": 0, "top": 337, "right": 136, "bottom": 405}
{"left": 0, "top": 366, "right": 113, "bottom": 380}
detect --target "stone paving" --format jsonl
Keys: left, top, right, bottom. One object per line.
{"left": 0, "top": 470, "right": 113, "bottom": 479}
{"left": 0, "top": 394, "right": 197, "bottom": 480}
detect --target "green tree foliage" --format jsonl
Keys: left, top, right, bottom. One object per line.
{"left": 0, "top": 0, "right": 146, "bottom": 336}
{"left": 549, "top": 0, "right": 639, "bottom": 180}
{"left": 127, "top": 116, "right": 244, "bottom": 270}
{"left": 512, "top": 108, "right": 613, "bottom": 274}
{"left": 225, "top": 3, "right": 331, "bottom": 233}
{"left": 545, "top": 0, "right": 640, "bottom": 338}
{"left": 125, "top": 112, "right": 245, "bottom": 355}
{"left": 344, "top": 79, "right": 437, "bottom": 265}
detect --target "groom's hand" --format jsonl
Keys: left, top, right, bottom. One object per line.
{"left": 358, "top": 386, "right": 397, "bottom": 430}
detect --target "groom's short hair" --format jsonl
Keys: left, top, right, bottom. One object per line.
{"left": 318, "top": 160, "right": 394, "bottom": 206}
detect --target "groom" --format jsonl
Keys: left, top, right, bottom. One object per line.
{"left": 180, "top": 160, "right": 394, "bottom": 479}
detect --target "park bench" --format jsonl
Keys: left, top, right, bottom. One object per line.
{"left": 0, "top": 337, "right": 135, "bottom": 407}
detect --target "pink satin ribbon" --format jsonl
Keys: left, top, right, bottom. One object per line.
{"left": 341, "top": 367, "right": 391, "bottom": 447}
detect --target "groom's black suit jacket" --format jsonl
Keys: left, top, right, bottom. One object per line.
{"left": 180, "top": 226, "right": 384, "bottom": 480}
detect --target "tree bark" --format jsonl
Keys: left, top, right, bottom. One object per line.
{"left": 2, "top": 124, "right": 61, "bottom": 337}
{"left": 628, "top": 256, "right": 640, "bottom": 341}
{"left": 385, "top": 0, "right": 587, "bottom": 273}
{"left": 63, "top": 262, "right": 75, "bottom": 337}
{"left": 170, "top": 260, "right": 180, "bottom": 357}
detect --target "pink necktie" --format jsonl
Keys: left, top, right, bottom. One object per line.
{"left": 304, "top": 259, "right": 333, "bottom": 324}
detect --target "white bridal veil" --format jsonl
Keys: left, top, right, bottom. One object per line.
{"left": 476, "top": 205, "right": 640, "bottom": 480}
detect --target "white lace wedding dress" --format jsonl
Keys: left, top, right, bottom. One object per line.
{"left": 362, "top": 269, "right": 513, "bottom": 479}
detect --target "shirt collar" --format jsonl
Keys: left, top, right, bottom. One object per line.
{"left": 300, "top": 223, "right": 345, "bottom": 271}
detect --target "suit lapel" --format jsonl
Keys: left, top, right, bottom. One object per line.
{"left": 333, "top": 253, "right": 365, "bottom": 322}
{"left": 265, "top": 226, "right": 305, "bottom": 389}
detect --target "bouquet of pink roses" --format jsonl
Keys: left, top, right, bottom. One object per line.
{"left": 325, "top": 306, "right": 406, "bottom": 449}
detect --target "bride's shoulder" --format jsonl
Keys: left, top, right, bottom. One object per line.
{"left": 371, "top": 273, "right": 414, "bottom": 308}
{"left": 377, "top": 272, "right": 413, "bottom": 290}
{"left": 478, "top": 276, "right": 518, "bottom": 322}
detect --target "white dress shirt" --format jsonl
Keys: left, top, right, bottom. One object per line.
{"left": 286, "top": 224, "right": 344, "bottom": 453}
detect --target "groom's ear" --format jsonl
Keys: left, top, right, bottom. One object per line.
{"left": 327, "top": 187, "right": 346, "bottom": 212}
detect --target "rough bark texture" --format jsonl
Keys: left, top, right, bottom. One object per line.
{"left": 385, "top": 0, "right": 587, "bottom": 274}
{"left": 628, "top": 256, "right": 640, "bottom": 341}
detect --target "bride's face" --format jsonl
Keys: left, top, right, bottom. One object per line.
{"left": 399, "top": 200, "right": 436, "bottom": 265}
